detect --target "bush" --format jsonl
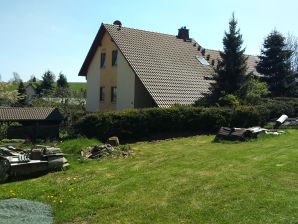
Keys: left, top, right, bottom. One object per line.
{"left": 260, "top": 97, "right": 298, "bottom": 118}
{"left": 0, "top": 123, "right": 9, "bottom": 140}
{"left": 231, "top": 106, "right": 269, "bottom": 127}
{"left": 74, "top": 106, "right": 261, "bottom": 141}
{"left": 74, "top": 98, "right": 298, "bottom": 141}
{"left": 218, "top": 94, "right": 240, "bottom": 107}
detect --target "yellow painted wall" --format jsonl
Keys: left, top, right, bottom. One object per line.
{"left": 99, "top": 32, "right": 118, "bottom": 111}
{"left": 86, "top": 46, "right": 101, "bottom": 112}
{"left": 86, "top": 29, "right": 155, "bottom": 112}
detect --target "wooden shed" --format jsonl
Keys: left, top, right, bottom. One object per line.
{"left": 0, "top": 107, "right": 63, "bottom": 140}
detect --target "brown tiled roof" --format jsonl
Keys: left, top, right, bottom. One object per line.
{"left": 0, "top": 107, "right": 63, "bottom": 121}
{"left": 79, "top": 24, "right": 260, "bottom": 107}
{"left": 204, "top": 49, "right": 260, "bottom": 76}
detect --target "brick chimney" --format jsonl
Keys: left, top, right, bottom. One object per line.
{"left": 177, "top": 26, "right": 190, "bottom": 41}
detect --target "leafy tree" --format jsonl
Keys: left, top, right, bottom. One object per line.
{"left": 286, "top": 33, "right": 298, "bottom": 73}
{"left": 241, "top": 76, "right": 270, "bottom": 104}
{"left": 39, "top": 70, "right": 55, "bottom": 95}
{"left": 16, "top": 80, "right": 27, "bottom": 106}
{"left": 0, "top": 82, "right": 18, "bottom": 105}
{"left": 218, "top": 94, "right": 240, "bottom": 108}
{"left": 257, "top": 30, "right": 296, "bottom": 96}
{"left": 211, "top": 13, "right": 248, "bottom": 100}
{"left": 11, "top": 72, "right": 21, "bottom": 83}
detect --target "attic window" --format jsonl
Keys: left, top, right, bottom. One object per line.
{"left": 100, "top": 53, "right": 106, "bottom": 68}
{"left": 196, "top": 56, "right": 209, "bottom": 66}
{"left": 112, "top": 50, "right": 118, "bottom": 66}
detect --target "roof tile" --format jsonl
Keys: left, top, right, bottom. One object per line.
{"left": 0, "top": 107, "right": 63, "bottom": 121}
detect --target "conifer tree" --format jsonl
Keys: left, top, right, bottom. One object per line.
{"left": 212, "top": 13, "right": 248, "bottom": 99}
{"left": 17, "top": 80, "right": 27, "bottom": 106}
{"left": 39, "top": 70, "right": 55, "bottom": 95}
{"left": 57, "top": 73, "right": 68, "bottom": 88}
{"left": 257, "top": 30, "right": 296, "bottom": 96}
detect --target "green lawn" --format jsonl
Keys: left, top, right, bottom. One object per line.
{"left": 1, "top": 131, "right": 297, "bottom": 223}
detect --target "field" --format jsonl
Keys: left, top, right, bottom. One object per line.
{"left": 0, "top": 131, "right": 297, "bottom": 223}
{"left": 0, "top": 82, "right": 86, "bottom": 93}
{"left": 68, "top": 82, "right": 86, "bottom": 93}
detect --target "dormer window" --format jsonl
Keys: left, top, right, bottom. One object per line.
{"left": 100, "top": 53, "right": 106, "bottom": 68}
{"left": 112, "top": 50, "right": 118, "bottom": 66}
{"left": 196, "top": 56, "right": 209, "bottom": 66}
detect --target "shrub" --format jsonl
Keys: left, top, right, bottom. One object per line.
{"left": 231, "top": 106, "right": 269, "bottom": 127}
{"left": 74, "top": 98, "right": 298, "bottom": 141}
{"left": 218, "top": 94, "right": 240, "bottom": 107}
{"left": 74, "top": 106, "right": 260, "bottom": 141}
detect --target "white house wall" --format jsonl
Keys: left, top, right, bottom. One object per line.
{"left": 116, "top": 51, "right": 135, "bottom": 110}
{"left": 86, "top": 47, "right": 101, "bottom": 112}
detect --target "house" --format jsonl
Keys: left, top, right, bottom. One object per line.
{"left": 79, "top": 21, "right": 259, "bottom": 112}
{"left": 25, "top": 83, "right": 37, "bottom": 101}
{"left": 0, "top": 107, "right": 63, "bottom": 140}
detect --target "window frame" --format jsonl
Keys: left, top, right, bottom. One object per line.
{"left": 111, "top": 86, "right": 117, "bottom": 103}
{"left": 100, "top": 53, "right": 106, "bottom": 68}
{"left": 112, "top": 50, "right": 118, "bottom": 66}
{"left": 99, "top": 86, "right": 105, "bottom": 102}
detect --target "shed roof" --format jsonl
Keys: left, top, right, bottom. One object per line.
{"left": 0, "top": 107, "right": 63, "bottom": 122}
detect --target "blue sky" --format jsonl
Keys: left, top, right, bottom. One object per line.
{"left": 0, "top": 0, "right": 297, "bottom": 82}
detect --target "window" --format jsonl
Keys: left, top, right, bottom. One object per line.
{"left": 100, "top": 87, "right": 105, "bottom": 101}
{"left": 100, "top": 53, "right": 106, "bottom": 68}
{"left": 111, "top": 87, "right": 117, "bottom": 102}
{"left": 196, "top": 56, "right": 209, "bottom": 66}
{"left": 112, "top": 50, "right": 118, "bottom": 66}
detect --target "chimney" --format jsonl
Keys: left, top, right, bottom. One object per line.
{"left": 113, "top": 20, "right": 122, "bottom": 30}
{"left": 201, "top": 48, "right": 206, "bottom": 56}
{"left": 177, "top": 26, "right": 190, "bottom": 41}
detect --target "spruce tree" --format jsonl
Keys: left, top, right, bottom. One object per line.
{"left": 257, "top": 30, "right": 296, "bottom": 96}
{"left": 212, "top": 13, "right": 248, "bottom": 99}
{"left": 57, "top": 73, "right": 68, "bottom": 88}
{"left": 17, "top": 80, "right": 27, "bottom": 106}
{"left": 39, "top": 70, "right": 55, "bottom": 95}
{"left": 56, "top": 73, "right": 70, "bottom": 97}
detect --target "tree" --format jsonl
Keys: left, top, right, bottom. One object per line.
{"left": 286, "top": 33, "right": 298, "bottom": 72}
{"left": 39, "top": 70, "right": 55, "bottom": 95}
{"left": 11, "top": 72, "right": 21, "bottom": 83}
{"left": 56, "top": 73, "right": 70, "bottom": 97}
{"left": 0, "top": 82, "right": 18, "bottom": 105}
{"left": 257, "top": 30, "right": 296, "bottom": 97}
{"left": 211, "top": 13, "right": 248, "bottom": 100}
{"left": 57, "top": 72, "right": 69, "bottom": 88}
{"left": 30, "top": 75, "right": 37, "bottom": 83}
{"left": 241, "top": 76, "right": 270, "bottom": 104}
{"left": 16, "top": 80, "right": 27, "bottom": 106}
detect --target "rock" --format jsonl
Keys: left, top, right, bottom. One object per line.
{"left": 107, "top": 136, "right": 120, "bottom": 146}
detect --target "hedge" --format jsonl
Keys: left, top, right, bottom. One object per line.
{"left": 74, "top": 98, "right": 298, "bottom": 141}
{"left": 74, "top": 106, "right": 258, "bottom": 141}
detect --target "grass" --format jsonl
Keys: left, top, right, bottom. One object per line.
{"left": 0, "top": 81, "right": 86, "bottom": 93}
{"left": 1, "top": 131, "right": 297, "bottom": 223}
{"left": 68, "top": 82, "right": 86, "bottom": 93}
